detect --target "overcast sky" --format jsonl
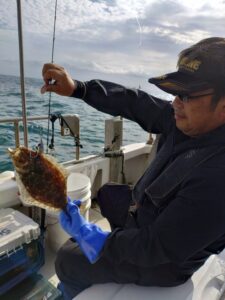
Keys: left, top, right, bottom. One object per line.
{"left": 1, "top": 0, "right": 225, "bottom": 91}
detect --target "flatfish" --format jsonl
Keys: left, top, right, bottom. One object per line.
{"left": 8, "top": 146, "right": 68, "bottom": 211}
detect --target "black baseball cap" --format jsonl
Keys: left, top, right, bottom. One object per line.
{"left": 148, "top": 37, "right": 225, "bottom": 96}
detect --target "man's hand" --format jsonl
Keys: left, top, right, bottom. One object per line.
{"left": 59, "top": 199, "right": 110, "bottom": 263}
{"left": 59, "top": 199, "right": 85, "bottom": 237}
{"left": 41, "top": 63, "right": 76, "bottom": 96}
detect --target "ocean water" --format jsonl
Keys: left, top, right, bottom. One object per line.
{"left": 0, "top": 74, "right": 168, "bottom": 173}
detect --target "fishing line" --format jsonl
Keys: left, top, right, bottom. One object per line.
{"left": 46, "top": 0, "right": 58, "bottom": 153}
{"left": 135, "top": 15, "right": 142, "bottom": 48}
{"left": 134, "top": 12, "right": 144, "bottom": 91}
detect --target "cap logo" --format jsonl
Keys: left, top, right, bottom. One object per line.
{"left": 159, "top": 82, "right": 185, "bottom": 91}
{"left": 154, "top": 75, "right": 167, "bottom": 80}
{"left": 179, "top": 57, "right": 202, "bottom": 72}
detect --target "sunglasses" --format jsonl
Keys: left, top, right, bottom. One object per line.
{"left": 177, "top": 92, "right": 214, "bottom": 102}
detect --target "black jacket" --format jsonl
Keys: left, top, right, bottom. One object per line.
{"left": 72, "top": 79, "right": 225, "bottom": 286}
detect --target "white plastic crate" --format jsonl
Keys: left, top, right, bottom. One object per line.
{"left": 0, "top": 208, "right": 40, "bottom": 257}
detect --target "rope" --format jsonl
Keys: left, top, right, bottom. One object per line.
{"left": 46, "top": 0, "right": 58, "bottom": 153}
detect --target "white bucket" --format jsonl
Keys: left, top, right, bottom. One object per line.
{"left": 0, "top": 171, "right": 20, "bottom": 208}
{"left": 67, "top": 172, "right": 91, "bottom": 220}
{"left": 47, "top": 172, "right": 92, "bottom": 252}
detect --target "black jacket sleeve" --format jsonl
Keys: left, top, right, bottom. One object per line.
{"left": 102, "top": 162, "right": 225, "bottom": 267}
{"left": 71, "top": 79, "right": 174, "bottom": 135}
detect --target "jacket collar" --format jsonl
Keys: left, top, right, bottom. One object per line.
{"left": 173, "top": 124, "right": 225, "bottom": 156}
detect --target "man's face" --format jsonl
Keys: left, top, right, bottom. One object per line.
{"left": 172, "top": 89, "right": 225, "bottom": 137}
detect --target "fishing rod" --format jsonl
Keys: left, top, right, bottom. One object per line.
{"left": 46, "top": 0, "right": 58, "bottom": 153}
{"left": 16, "top": 0, "right": 28, "bottom": 148}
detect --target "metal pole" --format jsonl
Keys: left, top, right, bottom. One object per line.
{"left": 16, "top": 0, "right": 28, "bottom": 147}
{"left": 14, "top": 121, "right": 20, "bottom": 148}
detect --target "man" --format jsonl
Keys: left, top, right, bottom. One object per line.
{"left": 41, "top": 37, "right": 225, "bottom": 299}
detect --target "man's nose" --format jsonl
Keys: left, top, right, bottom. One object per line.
{"left": 172, "top": 96, "right": 183, "bottom": 108}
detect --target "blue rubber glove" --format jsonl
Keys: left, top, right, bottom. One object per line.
{"left": 59, "top": 199, "right": 110, "bottom": 263}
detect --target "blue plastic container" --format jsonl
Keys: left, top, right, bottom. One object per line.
{"left": 0, "top": 208, "right": 44, "bottom": 296}
{"left": 0, "top": 273, "right": 62, "bottom": 300}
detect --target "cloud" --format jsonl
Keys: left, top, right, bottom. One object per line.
{"left": 0, "top": 0, "right": 225, "bottom": 84}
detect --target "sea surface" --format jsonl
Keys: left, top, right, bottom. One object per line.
{"left": 0, "top": 74, "right": 170, "bottom": 173}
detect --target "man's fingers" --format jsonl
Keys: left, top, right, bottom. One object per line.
{"left": 40, "top": 85, "right": 47, "bottom": 94}
{"left": 41, "top": 63, "right": 75, "bottom": 96}
{"left": 42, "top": 63, "right": 64, "bottom": 77}
{"left": 43, "top": 69, "right": 62, "bottom": 83}
{"left": 40, "top": 83, "right": 59, "bottom": 94}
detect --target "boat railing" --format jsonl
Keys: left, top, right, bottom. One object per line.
{"left": 0, "top": 114, "right": 154, "bottom": 167}
{"left": 0, "top": 114, "right": 83, "bottom": 160}
{"left": 0, "top": 115, "right": 48, "bottom": 148}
